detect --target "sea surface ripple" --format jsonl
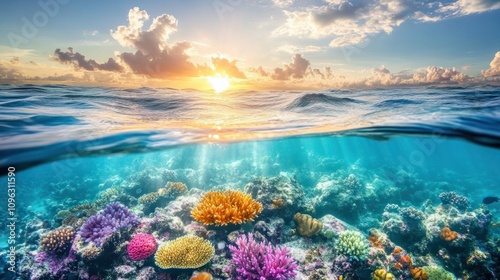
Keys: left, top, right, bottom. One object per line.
{"left": 1, "top": 84, "right": 499, "bottom": 170}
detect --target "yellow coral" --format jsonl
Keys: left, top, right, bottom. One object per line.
{"left": 138, "top": 192, "right": 159, "bottom": 204}
{"left": 293, "top": 213, "right": 323, "bottom": 237}
{"left": 166, "top": 181, "right": 188, "bottom": 195}
{"left": 191, "top": 190, "right": 262, "bottom": 226}
{"left": 155, "top": 235, "right": 214, "bottom": 269}
{"left": 373, "top": 269, "right": 395, "bottom": 280}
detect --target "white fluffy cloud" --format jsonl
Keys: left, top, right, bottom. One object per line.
{"left": 111, "top": 8, "right": 197, "bottom": 78}
{"left": 274, "top": 0, "right": 500, "bottom": 47}
{"left": 482, "top": 51, "right": 500, "bottom": 78}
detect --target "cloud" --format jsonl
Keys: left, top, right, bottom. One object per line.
{"left": 274, "top": 0, "right": 413, "bottom": 46}
{"left": 276, "top": 44, "right": 323, "bottom": 54}
{"left": 249, "top": 66, "right": 269, "bottom": 77}
{"left": 270, "top": 53, "right": 310, "bottom": 80}
{"left": 111, "top": 7, "right": 198, "bottom": 78}
{"left": 53, "top": 47, "right": 123, "bottom": 72}
{"left": 412, "top": 66, "right": 470, "bottom": 83}
{"left": 482, "top": 51, "right": 500, "bottom": 78}
{"left": 362, "top": 65, "right": 471, "bottom": 87}
{"left": 10, "top": 57, "right": 20, "bottom": 65}
{"left": 209, "top": 57, "right": 247, "bottom": 79}
{"left": 0, "top": 63, "right": 24, "bottom": 82}
{"left": 272, "top": 0, "right": 294, "bottom": 7}
{"left": 274, "top": 0, "right": 500, "bottom": 47}
{"left": 439, "top": 0, "right": 500, "bottom": 16}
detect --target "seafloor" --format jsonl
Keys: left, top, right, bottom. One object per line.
{"left": 1, "top": 155, "right": 499, "bottom": 280}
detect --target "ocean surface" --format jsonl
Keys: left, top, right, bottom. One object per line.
{"left": 1, "top": 84, "right": 499, "bottom": 279}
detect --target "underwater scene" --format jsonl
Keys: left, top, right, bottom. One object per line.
{"left": 0, "top": 85, "right": 499, "bottom": 280}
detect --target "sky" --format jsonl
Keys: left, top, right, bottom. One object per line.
{"left": 0, "top": 0, "right": 499, "bottom": 90}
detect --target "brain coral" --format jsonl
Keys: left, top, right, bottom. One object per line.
{"left": 293, "top": 212, "right": 323, "bottom": 237}
{"left": 191, "top": 190, "right": 262, "bottom": 226}
{"left": 155, "top": 235, "right": 215, "bottom": 269}
{"left": 335, "top": 230, "right": 370, "bottom": 261}
{"left": 127, "top": 233, "right": 157, "bottom": 261}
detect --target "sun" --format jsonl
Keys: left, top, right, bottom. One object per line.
{"left": 207, "top": 74, "right": 230, "bottom": 93}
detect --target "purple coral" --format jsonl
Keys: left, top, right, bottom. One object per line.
{"left": 78, "top": 202, "right": 139, "bottom": 246}
{"left": 229, "top": 233, "right": 298, "bottom": 280}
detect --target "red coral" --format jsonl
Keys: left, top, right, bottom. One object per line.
{"left": 127, "top": 233, "right": 157, "bottom": 261}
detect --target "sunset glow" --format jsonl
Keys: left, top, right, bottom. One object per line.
{"left": 207, "top": 74, "right": 230, "bottom": 93}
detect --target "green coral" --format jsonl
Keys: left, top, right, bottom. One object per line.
{"left": 422, "top": 266, "right": 456, "bottom": 280}
{"left": 335, "top": 230, "right": 369, "bottom": 260}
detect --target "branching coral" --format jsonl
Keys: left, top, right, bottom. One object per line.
{"left": 165, "top": 181, "right": 188, "bottom": 195}
{"left": 229, "top": 233, "right": 298, "bottom": 280}
{"left": 39, "top": 226, "right": 75, "bottom": 254}
{"left": 78, "top": 202, "right": 139, "bottom": 246}
{"left": 138, "top": 192, "right": 159, "bottom": 205}
{"left": 293, "top": 213, "right": 323, "bottom": 237}
{"left": 191, "top": 190, "right": 262, "bottom": 226}
{"left": 335, "top": 230, "right": 370, "bottom": 261}
{"left": 440, "top": 227, "right": 458, "bottom": 242}
{"left": 154, "top": 235, "right": 214, "bottom": 269}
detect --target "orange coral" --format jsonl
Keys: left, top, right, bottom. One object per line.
{"left": 394, "top": 263, "right": 403, "bottom": 270}
{"left": 190, "top": 272, "right": 212, "bottom": 280}
{"left": 271, "top": 198, "right": 287, "bottom": 209}
{"left": 368, "top": 234, "right": 384, "bottom": 249}
{"left": 440, "top": 227, "right": 458, "bottom": 241}
{"left": 191, "top": 190, "right": 262, "bottom": 226}
{"left": 393, "top": 247, "right": 402, "bottom": 254}
{"left": 409, "top": 266, "right": 428, "bottom": 280}
{"left": 399, "top": 255, "right": 412, "bottom": 266}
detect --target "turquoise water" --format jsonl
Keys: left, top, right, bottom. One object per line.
{"left": 1, "top": 85, "right": 499, "bottom": 279}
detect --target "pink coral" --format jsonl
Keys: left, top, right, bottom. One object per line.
{"left": 127, "top": 233, "right": 157, "bottom": 261}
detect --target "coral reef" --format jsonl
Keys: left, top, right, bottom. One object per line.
{"left": 373, "top": 269, "right": 394, "bottom": 280}
{"left": 293, "top": 212, "right": 323, "bottom": 237}
{"left": 229, "top": 233, "right": 298, "bottom": 280}
{"left": 154, "top": 235, "right": 215, "bottom": 269}
{"left": 244, "top": 175, "right": 309, "bottom": 221}
{"left": 439, "top": 191, "right": 469, "bottom": 211}
{"left": 127, "top": 233, "right": 157, "bottom": 261}
{"left": 335, "top": 230, "right": 370, "bottom": 261}
{"left": 39, "top": 226, "right": 75, "bottom": 254}
{"left": 439, "top": 227, "right": 458, "bottom": 242}
{"left": 421, "top": 266, "right": 456, "bottom": 280}
{"left": 78, "top": 202, "right": 139, "bottom": 246}
{"left": 191, "top": 190, "right": 262, "bottom": 226}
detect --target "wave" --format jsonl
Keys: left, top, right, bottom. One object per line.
{"left": 0, "top": 84, "right": 499, "bottom": 170}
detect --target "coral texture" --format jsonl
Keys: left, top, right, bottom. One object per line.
{"left": 78, "top": 202, "right": 139, "bottom": 246}
{"left": 154, "top": 235, "right": 214, "bottom": 269}
{"left": 39, "top": 226, "right": 75, "bottom": 253}
{"left": 335, "top": 230, "right": 370, "bottom": 261}
{"left": 229, "top": 233, "right": 298, "bottom": 280}
{"left": 439, "top": 192, "right": 469, "bottom": 211}
{"left": 421, "top": 266, "right": 455, "bottom": 280}
{"left": 138, "top": 192, "right": 159, "bottom": 205}
{"left": 190, "top": 272, "right": 213, "bottom": 280}
{"left": 373, "top": 269, "right": 395, "bottom": 280}
{"left": 127, "top": 233, "right": 157, "bottom": 261}
{"left": 439, "top": 227, "right": 458, "bottom": 242}
{"left": 293, "top": 212, "right": 323, "bottom": 237}
{"left": 191, "top": 190, "right": 262, "bottom": 226}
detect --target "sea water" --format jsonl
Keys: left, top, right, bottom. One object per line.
{"left": 0, "top": 84, "right": 499, "bottom": 279}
